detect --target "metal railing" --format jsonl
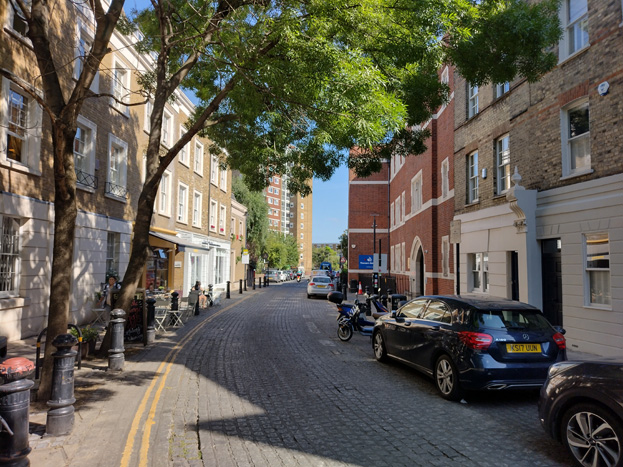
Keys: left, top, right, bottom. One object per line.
{"left": 105, "top": 182, "right": 128, "bottom": 199}
{"left": 75, "top": 169, "right": 98, "bottom": 189}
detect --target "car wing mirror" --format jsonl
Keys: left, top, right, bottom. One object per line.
{"left": 391, "top": 310, "right": 397, "bottom": 319}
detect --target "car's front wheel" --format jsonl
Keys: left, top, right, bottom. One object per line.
{"left": 434, "top": 355, "right": 461, "bottom": 401}
{"left": 373, "top": 332, "right": 388, "bottom": 362}
{"left": 561, "top": 402, "right": 623, "bottom": 467}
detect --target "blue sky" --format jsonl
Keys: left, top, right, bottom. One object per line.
{"left": 311, "top": 166, "right": 348, "bottom": 244}
{"left": 123, "top": 0, "right": 349, "bottom": 244}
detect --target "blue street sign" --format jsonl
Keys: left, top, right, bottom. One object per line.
{"left": 359, "top": 255, "right": 373, "bottom": 270}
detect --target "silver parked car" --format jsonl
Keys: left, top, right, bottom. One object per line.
{"left": 307, "top": 276, "right": 334, "bottom": 298}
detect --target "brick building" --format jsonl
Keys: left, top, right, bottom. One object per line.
{"left": 453, "top": 0, "right": 622, "bottom": 357}
{"left": 347, "top": 66, "right": 456, "bottom": 297}
{"left": 347, "top": 161, "right": 390, "bottom": 291}
{"left": 0, "top": 1, "right": 245, "bottom": 340}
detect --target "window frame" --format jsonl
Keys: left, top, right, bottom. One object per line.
{"left": 467, "top": 151, "right": 479, "bottom": 204}
{"left": 495, "top": 82, "right": 510, "bottom": 99}
{"left": 7, "top": 0, "right": 30, "bottom": 38}
{"left": 559, "top": 0, "right": 589, "bottom": 61}
{"left": 161, "top": 109, "right": 172, "bottom": 148}
{"left": 194, "top": 140, "right": 204, "bottom": 176}
{"left": 441, "top": 158, "right": 449, "bottom": 199}
{"left": 210, "top": 154, "right": 218, "bottom": 185}
{"left": 110, "top": 58, "right": 130, "bottom": 115}
{"left": 73, "top": 21, "right": 99, "bottom": 93}
{"left": 495, "top": 134, "right": 511, "bottom": 195}
{"left": 442, "top": 236, "right": 450, "bottom": 277}
{"left": 468, "top": 84, "right": 479, "bottom": 118}
{"left": 74, "top": 115, "right": 97, "bottom": 189}
{"left": 144, "top": 100, "right": 153, "bottom": 134}
{"left": 220, "top": 166, "right": 227, "bottom": 191}
{"left": 159, "top": 170, "right": 172, "bottom": 216}
{"left": 469, "top": 253, "right": 489, "bottom": 293}
{"left": 209, "top": 199, "right": 218, "bottom": 232}
{"left": 179, "top": 125, "right": 189, "bottom": 166}
{"left": 106, "top": 134, "right": 128, "bottom": 199}
{"left": 561, "top": 99, "right": 591, "bottom": 178}
{"left": 1, "top": 78, "right": 43, "bottom": 173}
{"left": 584, "top": 233, "right": 611, "bottom": 307}
{"left": 192, "top": 190, "right": 202, "bottom": 227}
{"left": 0, "top": 216, "right": 21, "bottom": 298}
{"left": 177, "top": 182, "right": 189, "bottom": 224}
{"left": 219, "top": 204, "right": 226, "bottom": 234}
{"left": 411, "top": 171, "right": 423, "bottom": 213}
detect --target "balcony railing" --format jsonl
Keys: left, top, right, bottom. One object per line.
{"left": 75, "top": 169, "right": 98, "bottom": 189}
{"left": 105, "top": 182, "right": 128, "bottom": 199}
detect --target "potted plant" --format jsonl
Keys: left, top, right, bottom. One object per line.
{"left": 70, "top": 326, "right": 99, "bottom": 357}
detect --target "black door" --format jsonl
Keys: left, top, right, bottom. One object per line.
{"left": 541, "top": 239, "right": 563, "bottom": 326}
{"left": 510, "top": 251, "right": 519, "bottom": 301}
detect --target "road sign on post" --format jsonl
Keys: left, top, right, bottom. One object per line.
{"left": 373, "top": 254, "right": 387, "bottom": 273}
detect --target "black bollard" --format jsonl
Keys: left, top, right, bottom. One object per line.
{"left": 342, "top": 283, "right": 348, "bottom": 300}
{"left": 266, "top": 275, "right": 269, "bottom": 286}
{"left": 46, "top": 334, "right": 77, "bottom": 436}
{"left": 239, "top": 279, "right": 243, "bottom": 294}
{"left": 252, "top": 277, "right": 256, "bottom": 290}
{"left": 146, "top": 298, "right": 156, "bottom": 345}
{"left": 244, "top": 279, "right": 247, "bottom": 292}
{"left": 258, "top": 277, "right": 261, "bottom": 289}
{"left": 108, "top": 308, "right": 126, "bottom": 371}
{"left": 0, "top": 357, "right": 35, "bottom": 466}
{"left": 170, "top": 291, "right": 179, "bottom": 311}
{"left": 226, "top": 281, "right": 231, "bottom": 299}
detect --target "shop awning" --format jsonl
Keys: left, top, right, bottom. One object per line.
{"left": 149, "top": 231, "right": 212, "bottom": 254}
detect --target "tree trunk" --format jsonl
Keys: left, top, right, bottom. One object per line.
{"left": 37, "top": 130, "right": 77, "bottom": 402}
{"left": 97, "top": 189, "right": 156, "bottom": 356}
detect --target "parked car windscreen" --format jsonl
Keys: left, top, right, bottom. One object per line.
{"left": 471, "top": 309, "right": 552, "bottom": 331}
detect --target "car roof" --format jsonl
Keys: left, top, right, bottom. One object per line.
{"left": 413, "top": 294, "right": 540, "bottom": 311}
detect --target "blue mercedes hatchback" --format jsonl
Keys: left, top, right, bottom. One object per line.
{"left": 372, "top": 295, "right": 567, "bottom": 400}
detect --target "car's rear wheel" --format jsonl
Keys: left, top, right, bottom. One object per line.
{"left": 561, "top": 402, "right": 623, "bottom": 467}
{"left": 373, "top": 332, "right": 388, "bottom": 362}
{"left": 434, "top": 355, "right": 461, "bottom": 401}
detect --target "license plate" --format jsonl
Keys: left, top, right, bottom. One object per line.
{"left": 316, "top": 285, "right": 326, "bottom": 288}
{"left": 506, "top": 343, "right": 542, "bottom": 353}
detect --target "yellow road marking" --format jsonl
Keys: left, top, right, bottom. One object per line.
{"left": 120, "top": 295, "right": 253, "bottom": 467}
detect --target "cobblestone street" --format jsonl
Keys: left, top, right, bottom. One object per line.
{"left": 154, "top": 282, "right": 574, "bottom": 466}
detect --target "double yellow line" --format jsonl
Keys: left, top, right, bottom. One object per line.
{"left": 120, "top": 295, "right": 252, "bottom": 466}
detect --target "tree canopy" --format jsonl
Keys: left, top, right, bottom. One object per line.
{"left": 232, "top": 176, "right": 269, "bottom": 264}
{"left": 127, "top": 0, "right": 561, "bottom": 195}
{"left": 265, "top": 231, "right": 299, "bottom": 270}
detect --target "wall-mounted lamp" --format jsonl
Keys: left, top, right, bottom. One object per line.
{"left": 351, "top": 244, "right": 356, "bottom": 249}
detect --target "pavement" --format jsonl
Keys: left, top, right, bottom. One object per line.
{"left": 1, "top": 288, "right": 605, "bottom": 466}
{"left": 3, "top": 289, "right": 250, "bottom": 467}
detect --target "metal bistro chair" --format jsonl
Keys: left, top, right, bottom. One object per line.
{"left": 154, "top": 298, "right": 170, "bottom": 332}
{"left": 91, "top": 306, "right": 107, "bottom": 326}
{"left": 181, "top": 291, "right": 200, "bottom": 322}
